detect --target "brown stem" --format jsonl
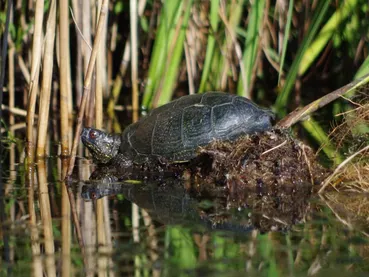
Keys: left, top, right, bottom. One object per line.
{"left": 277, "top": 73, "right": 369, "bottom": 128}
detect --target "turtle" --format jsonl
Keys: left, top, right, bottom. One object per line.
{"left": 81, "top": 92, "right": 274, "bottom": 167}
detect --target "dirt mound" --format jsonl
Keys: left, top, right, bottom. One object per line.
{"left": 186, "top": 129, "right": 328, "bottom": 194}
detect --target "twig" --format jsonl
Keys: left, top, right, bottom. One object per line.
{"left": 1, "top": 105, "right": 28, "bottom": 117}
{"left": 69, "top": 7, "right": 92, "bottom": 51}
{"left": 319, "top": 145, "right": 369, "bottom": 193}
{"left": 277, "top": 72, "right": 369, "bottom": 128}
{"left": 261, "top": 140, "right": 287, "bottom": 156}
{"left": 301, "top": 144, "right": 314, "bottom": 186}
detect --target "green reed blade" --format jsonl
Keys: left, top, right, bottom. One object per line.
{"left": 142, "top": 0, "right": 183, "bottom": 108}
{"left": 302, "top": 118, "right": 343, "bottom": 165}
{"left": 355, "top": 56, "right": 369, "bottom": 79}
{"left": 156, "top": 0, "right": 194, "bottom": 106}
{"left": 237, "top": 0, "right": 266, "bottom": 98}
{"left": 198, "top": 0, "right": 220, "bottom": 93}
{"left": 275, "top": 0, "right": 331, "bottom": 116}
{"left": 299, "top": 0, "right": 358, "bottom": 76}
{"left": 278, "top": 0, "right": 294, "bottom": 85}
{"left": 214, "top": 1, "right": 243, "bottom": 91}
{"left": 167, "top": 226, "right": 196, "bottom": 269}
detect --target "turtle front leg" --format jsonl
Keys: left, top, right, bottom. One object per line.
{"left": 113, "top": 153, "right": 134, "bottom": 168}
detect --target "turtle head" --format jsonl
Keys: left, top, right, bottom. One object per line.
{"left": 81, "top": 127, "right": 121, "bottom": 164}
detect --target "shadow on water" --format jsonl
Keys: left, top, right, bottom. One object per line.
{"left": 3, "top": 154, "right": 369, "bottom": 276}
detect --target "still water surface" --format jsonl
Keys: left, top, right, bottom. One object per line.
{"left": 1, "top": 152, "right": 369, "bottom": 277}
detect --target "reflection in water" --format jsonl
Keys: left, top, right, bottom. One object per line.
{"left": 81, "top": 173, "right": 312, "bottom": 233}
{"left": 2, "top": 156, "right": 369, "bottom": 275}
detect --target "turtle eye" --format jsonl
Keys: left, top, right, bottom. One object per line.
{"left": 89, "top": 130, "right": 98, "bottom": 140}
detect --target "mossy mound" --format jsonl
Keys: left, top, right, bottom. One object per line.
{"left": 186, "top": 128, "right": 328, "bottom": 193}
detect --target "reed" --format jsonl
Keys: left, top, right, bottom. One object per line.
{"left": 0, "top": 0, "right": 12, "bottom": 270}
{"left": 142, "top": 0, "right": 194, "bottom": 108}
{"left": 130, "top": 0, "right": 139, "bottom": 122}
{"left": 36, "top": 0, "right": 56, "bottom": 158}
{"left": 67, "top": 0, "right": 109, "bottom": 177}
{"left": 198, "top": 0, "right": 220, "bottom": 93}
{"left": 37, "top": 159, "right": 57, "bottom": 277}
{"left": 59, "top": 0, "right": 72, "bottom": 157}
{"left": 153, "top": 0, "right": 194, "bottom": 107}
{"left": 71, "top": 0, "right": 83, "bottom": 104}
{"left": 107, "top": 0, "right": 146, "bottom": 120}
{"left": 298, "top": 0, "right": 359, "bottom": 76}
{"left": 278, "top": 0, "right": 294, "bottom": 85}
{"left": 26, "top": 0, "right": 44, "bottom": 162}
{"left": 26, "top": 167, "right": 43, "bottom": 276}
{"left": 95, "top": 1, "right": 109, "bottom": 275}
{"left": 275, "top": 0, "right": 331, "bottom": 116}
{"left": 3, "top": 0, "right": 369, "bottom": 273}
{"left": 236, "top": 0, "right": 266, "bottom": 98}
{"left": 61, "top": 159, "right": 71, "bottom": 277}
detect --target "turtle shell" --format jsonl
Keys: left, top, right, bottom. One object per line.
{"left": 119, "top": 92, "right": 274, "bottom": 164}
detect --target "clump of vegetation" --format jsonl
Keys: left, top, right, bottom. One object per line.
{"left": 321, "top": 92, "right": 369, "bottom": 192}
{"left": 187, "top": 129, "right": 328, "bottom": 193}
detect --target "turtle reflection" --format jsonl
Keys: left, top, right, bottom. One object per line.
{"left": 81, "top": 173, "right": 312, "bottom": 233}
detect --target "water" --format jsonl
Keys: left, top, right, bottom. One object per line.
{"left": 1, "top": 152, "right": 369, "bottom": 277}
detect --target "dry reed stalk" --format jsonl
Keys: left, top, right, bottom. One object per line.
{"left": 64, "top": 2, "right": 110, "bottom": 271}
{"left": 80, "top": 160, "right": 96, "bottom": 276}
{"left": 82, "top": 0, "right": 92, "bottom": 72}
{"left": 59, "top": 0, "right": 72, "bottom": 157}
{"left": 26, "top": 0, "right": 44, "bottom": 162}
{"left": 71, "top": 0, "right": 83, "bottom": 104}
{"left": 8, "top": 43, "right": 14, "bottom": 127}
{"left": 8, "top": 37, "right": 16, "bottom": 262}
{"left": 132, "top": 204, "right": 140, "bottom": 242}
{"left": 218, "top": 1, "right": 242, "bottom": 91}
{"left": 103, "top": 198, "right": 114, "bottom": 277}
{"left": 61, "top": 158, "right": 71, "bottom": 277}
{"left": 17, "top": 53, "right": 30, "bottom": 83}
{"left": 107, "top": 0, "right": 147, "bottom": 117}
{"left": 319, "top": 145, "right": 369, "bottom": 193}
{"left": 142, "top": 209, "right": 159, "bottom": 261}
{"left": 96, "top": 202, "right": 108, "bottom": 276}
{"left": 107, "top": 39, "right": 130, "bottom": 118}
{"left": 218, "top": 3, "right": 247, "bottom": 96}
{"left": 1, "top": 105, "right": 28, "bottom": 116}
{"left": 26, "top": 169, "right": 43, "bottom": 276}
{"left": 0, "top": 123, "right": 26, "bottom": 133}
{"left": 193, "top": 234, "right": 210, "bottom": 261}
{"left": 36, "top": 0, "right": 56, "bottom": 158}
{"left": 37, "top": 159, "right": 57, "bottom": 277}
{"left": 246, "top": 230, "right": 258, "bottom": 272}
{"left": 277, "top": 73, "right": 369, "bottom": 128}
{"left": 67, "top": 0, "right": 108, "bottom": 176}
{"left": 184, "top": 16, "right": 197, "bottom": 95}
{"left": 95, "top": 1, "right": 109, "bottom": 275}
{"left": 130, "top": 0, "right": 139, "bottom": 122}
{"left": 82, "top": 0, "right": 94, "bottom": 126}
